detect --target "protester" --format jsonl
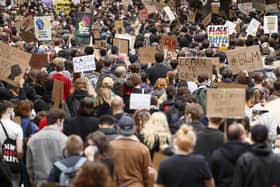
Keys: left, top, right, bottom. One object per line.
{"left": 97, "top": 115, "right": 118, "bottom": 141}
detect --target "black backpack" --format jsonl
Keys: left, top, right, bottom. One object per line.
{"left": 0, "top": 121, "right": 21, "bottom": 173}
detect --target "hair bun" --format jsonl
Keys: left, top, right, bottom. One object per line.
{"left": 181, "top": 125, "right": 189, "bottom": 134}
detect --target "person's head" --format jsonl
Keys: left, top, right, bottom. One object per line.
{"left": 129, "top": 63, "right": 141, "bottom": 73}
{"left": 197, "top": 73, "right": 209, "bottom": 84}
{"left": 133, "top": 109, "right": 150, "bottom": 134}
{"left": 72, "top": 161, "right": 115, "bottom": 187}
{"left": 14, "top": 99, "right": 33, "bottom": 118}
{"left": 111, "top": 96, "right": 124, "bottom": 112}
{"left": 66, "top": 135, "right": 84, "bottom": 156}
{"left": 98, "top": 115, "right": 115, "bottom": 128}
{"left": 111, "top": 46, "right": 119, "bottom": 55}
{"left": 154, "top": 78, "right": 167, "bottom": 89}
{"left": 185, "top": 103, "right": 203, "bottom": 122}
{"left": 170, "top": 59, "right": 178, "bottom": 70}
{"left": 0, "top": 100, "right": 14, "bottom": 119}
{"left": 78, "top": 97, "right": 95, "bottom": 116}
{"left": 84, "top": 46, "right": 94, "bottom": 55}
{"left": 208, "top": 117, "right": 223, "bottom": 127}
{"left": 114, "top": 66, "right": 127, "bottom": 79}
{"left": 166, "top": 85, "right": 176, "bottom": 100}
{"left": 227, "top": 123, "right": 246, "bottom": 141}
{"left": 46, "top": 108, "right": 66, "bottom": 127}
{"left": 118, "top": 116, "right": 135, "bottom": 136}
{"left": 87, "top": 131, "right": 111, "bottom": 158}
{"left": 251, "top": 124, "right": 268, "bottom": 143}
{"left": 101, "top": 77, "right": 114, "bottom": 89}
{"left": 175, "top": 125, "right": 196, "bottom": 154}
{"left": 129, "top": 73, "right": 142, "bottom": 87}
{"left": 155, "top": 51, "right": 164, "bottom": 63}
{"left": 252, "top": 72, "right": 264, "bottom": 85}
{"left": 166, "top": 70, "right": 177, "bottom": 85}
{"left": 274, "top": 79, "right": 280, "bottom": 91}
{"left": 73, "top": 77, "right": 89, "bottom": 93}
{"left": 53, "top": 57, "right": 65, "bottom": 72}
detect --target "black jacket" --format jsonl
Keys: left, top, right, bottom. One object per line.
{"left": 64, "top": 115, "right": 99, "bottom": 142}
{"left": 209, "top": 141, "right": 249, "bottom": 187}
{"left": 98, "top": 128, "right": 118, "bottom": 141}
{"left": 146, "top": 63, "right": 171, "bottom": 85}
{"left": 231, "top": 143, "right": 280, "bottom": 187}
{"left": 67, "top": 91, "right": 89, "bottom": 117}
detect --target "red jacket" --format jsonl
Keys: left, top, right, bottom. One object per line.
{"left": 51, "top": 73, "right": 72, "bottom": 101}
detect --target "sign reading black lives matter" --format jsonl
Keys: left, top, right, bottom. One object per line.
{"left": 73, "top": 55, "right": 96, "bottom": 73}
{"left": 178, "top": 57, "right": 215, "bottom": 81}
{"left": 225, "top": 45, "right": 263, "bottom": 74}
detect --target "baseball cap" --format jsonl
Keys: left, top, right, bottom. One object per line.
{"left": 118, "top": 116, "right": 135, "bottom": 136}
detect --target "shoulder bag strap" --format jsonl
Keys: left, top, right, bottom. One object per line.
{"left": 0, "top": 120, "right": 9, "bottom": 139}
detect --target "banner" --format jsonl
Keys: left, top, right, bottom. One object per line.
{"left": 264, "top": 16, "right": 278, "bottom": 34}
{"left": 15, "top": 15, "right": 34, "bottom": 34}
{"left": 73, "top": 55, "right": 96, "bottom": 73}
{"left": 206, "top": 88, "right": 245, "bottom": 118}
{"left": 246, "top": 18, "right": 260, "bottom": 36}
{"left": 225, "top": 45, "right": 263, "bottom": 74}
{"left": 160, "top": 35, "right": 177, "bottom": 51}
{"left": 139, "top": 47, "right": 157, "bottom": 64}
{"left": 55, "top": 0, "right": 70, "bottom": 15}
{"left": 207, "top": 25, "right": 229, "bottom": 48}
{"left": 0, "top": 42, "right": 31, "bottom": 86}
{"left": 178, "top": 57, "right": 215, "bottom": 81}
{"left": 29, "top": 54, "right": 49, "bottom": 69}
{"left": 129, "top": 93, "right": 151, "bottom": 110}
{"left": 34, "top": 16, "right": 52, "bottom": 41}
{"left": 113, "top": 38, "right": 129, "bottom": 55}
{"left": 75, "top": 13, "right": 92, "bottom": 45}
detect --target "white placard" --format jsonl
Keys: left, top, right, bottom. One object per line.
{"left": 163, "top": 6, "right": 175, "bottom": 21}
{"left": 224, "top": 20, "right": 236, "bottom": 35}
{"left": 264, "top": 16, "right": 278, "bottom": 34}
{"left": 129, "top": 93, "right": 151, "bottom": 110}
{"left": 246, "top": 18, "right": 260, "bottom": 36}
{"left": 73, "top": 55, "right": 96, "bottom": 73}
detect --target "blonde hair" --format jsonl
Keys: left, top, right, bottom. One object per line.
{"left": 175, "top": 125, "right": 196, "bottom": 153}
{"left": 72, "top": 77, "right": 96, "bottom": 96}
{"left": 141, "top": 112, "right": 171, "bottom": 149}
{"left": 95, "top": 87, "right": 112, "bottom": 106}
{"left": 154, "top": 78, "right": 167, "bottom": 89}
{"left": 66, "top": 135, "right": 84, "bottom": 155}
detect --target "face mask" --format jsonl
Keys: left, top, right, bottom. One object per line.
{"left": 92, "top": 146, "right": 99, "bottom": 154}
{"left": 274, "top": 148, "right": 280, "bottom": 154}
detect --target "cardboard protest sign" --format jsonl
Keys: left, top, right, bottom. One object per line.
{"left": 113, "top": 38, "right": 129, "bottom": 55}
{"left": 211, "top": 2, "right": 220, "bottom": 14}
{"left": 73, "top": 55, "right": 96, "bottom": 73}
{"left": 207, "top": 25, "right": 229, "bottom": 47}
{"left": 225, "top": 45, "right": 263, "bottom": 74}
{"left": 115, "top": 33, "right": 134, "bottom": 50}
{"left": 15, "top": 15, "right": 34, "bottom": 34}
{"left": 75, "top": 13, "right": 92, "bottom": 45}
{"left": 264, "top": 16, "right": 278, "bottom": 34}
{"left": 246, "top": 18, "right": 260, "bottom": 36}
{"left": 206, "top": 88, "right": 245, "bottom": 118}
{"left": 238, "top": 2, "right": 253, "bottom": 14}
{"left": 94, "top": 40, "right": 107, "bottom": 49}
{"left": 139, "top": 8, "right": 149, "bottom": 22}
{"left": 163, "top": 6, "right": 175, "bottom": 21}
{"left": 202, "top": 13, "right": 212, "bottom": 26}
{"left": 129, "top": 93, "right": 151, "bottom": 110}
{"left": 144, "top": 1, "right": 156, "bottom": 13}
{"left": 29, "top": 54, "right": 49, "bottom": 69}
{"left": 0, "top": 42, "right": 31, "bottom": 86}
{"left": 19, "top": 31, "right": 37, "bottom": 43}
{"left": 155, "top": 1, "right": 167, "bottom": 10}
{"left": 224, "top": 21, "right": 236, "bottom": 35}
{"left": 160, "top": 35, "right": 177, "bottom": 51}
{"left": 217, "top": 82, "right": 248, "bottom": 89}
{"left": 55, "top": 0, "right": 70, "bottom": 15}
{"left": 139, "top": 47, "right": 157, "bottom": 64}
{"left": 34, "top": 16, "right": 52, "bottom": 41}
{"left": 178, "top": 57, "right": 214, "bottom": 81}
{"left": 51, "top": 80, "right": 64, "bottom": 109}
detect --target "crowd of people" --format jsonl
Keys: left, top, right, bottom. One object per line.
{"left": 1, "top": 0, "right": 280, "bottom": 187}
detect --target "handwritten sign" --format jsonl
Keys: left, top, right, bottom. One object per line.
{"left": 0, "top": 42, "right": 31, "bottom": 86}
{"left": 29, "top": 54, "right": 49, "bottom": 69}
{"left": 15, "top": 15, "right": 34, "bottom": 34}
{"left": 238, "top": 2, "right": 253, "bottom": 14}
{"left": 246, "top": 18, "right": 260, "bottom": 36}
{"left": 207, "top": 25, "right": 229, "bottom": 47}
{"left": 139, "top": 47, "right": 157, "bottom": 64}
{"left": 51, "top": 80, "right": 64, "bottom": 109}
{"left": 163, "top": 6, "right": 175, "bottom": 21}
{"left": 225, "top": 45, "right": 263, "bottom": 74}
{"left": 224, "top": 20, "right": 236, "bottom": 35}
{"left": 206, "top": 88, "right": 245, "bottom": 118}
{"left": 34, "top": 16, "right": 52, "bottom": 41}
{"left": 178, "top": 57, "right": 215, "bottom": 81}
{"left": 264, "top": 16, "right": 278, "bottom": 34}
{"left": 113, "top": 38, "right": 129, "bottom": 55}
{"left": 160, "top": 35, "right": 177, "bottom": 51}
{"left": 129, "top": 93, "right": 151, "bottom": 110}
{"left": 73, "top": 55, "right": 96, "bottom": 73}
{"left": 139, "top": 8, "right": 149, "bottom": 22}
{"left": 55, "top": 0, "right": 70, "bottom": 15}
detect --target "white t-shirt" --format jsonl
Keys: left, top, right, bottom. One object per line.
{"left": 0, "top": 119, "right": 23, "bottom": 146}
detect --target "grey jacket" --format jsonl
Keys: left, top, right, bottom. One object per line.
{"left": 26, "top": 126, "right": 67, "bottom": 183}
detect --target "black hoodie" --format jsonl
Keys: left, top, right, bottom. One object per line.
{"left": 231, "top": 143, "right": 280, "bottom": 187}
{"left": 209, "top": 141, "right": 249, "bottom": 187}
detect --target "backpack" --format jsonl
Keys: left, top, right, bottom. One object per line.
{"left": 192, "top": 87, "right": 207, "bottom": 112}
{"left": 54, "top": 157, "right": 87, "bottom": 185}
{"left": 0, "top": 121, "right": 21, "bottom": 173}
{"left": 67, "top": 96, "right": 81, "bottom": 117}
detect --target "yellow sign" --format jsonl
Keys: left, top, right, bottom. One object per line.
{"left": 56, "top": 0, "right": 71, "bottom": 15}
